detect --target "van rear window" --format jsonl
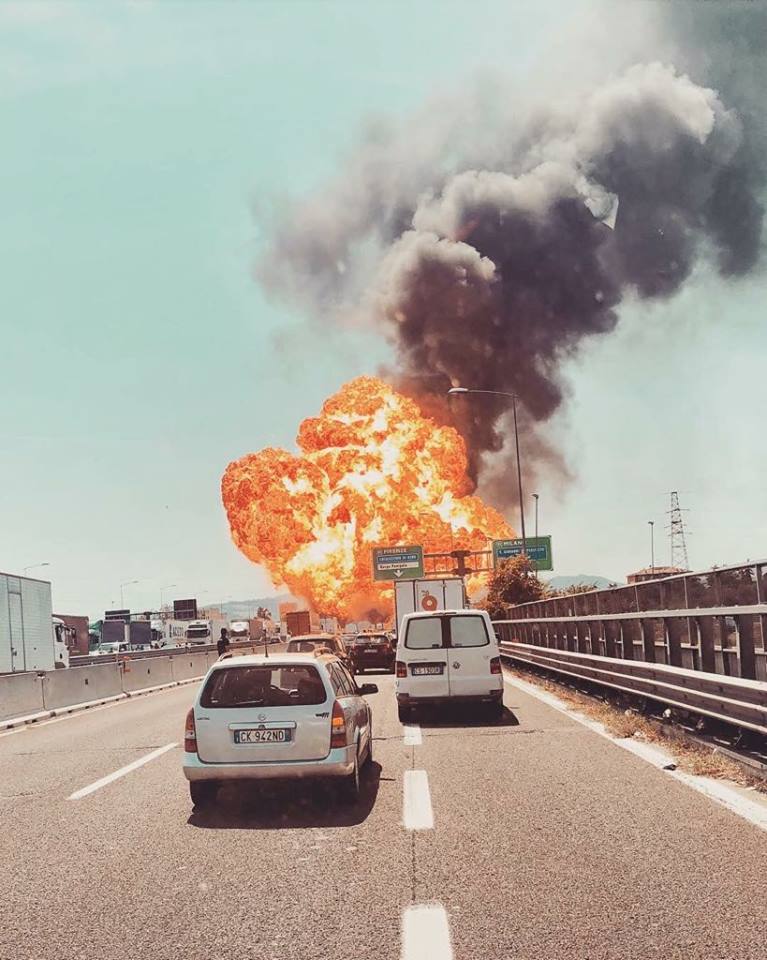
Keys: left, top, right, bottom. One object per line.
{"left": 201, "top": 665, "right": 327, "bottom": 708}
{"left": 404, "top": 615, "right": 490, "bottom": 648}
{"left": 404, "top": 618, "right": 444, "bottom": 649}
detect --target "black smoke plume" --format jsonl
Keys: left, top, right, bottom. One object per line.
{"left": 256, "top": 58, "right": 763, "bottom": 503}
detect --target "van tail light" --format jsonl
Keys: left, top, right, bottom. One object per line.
{"left": 396, "top": 661, "right": 407, "bottom": 678}
{"left": 184, "top": 708, "right": 197, "bottom": 753}
{"left": 490, "top": 657, "right": 502, "bottom": 675}
{"left": 330, "top": 700, "right": 347, "bottom": 749}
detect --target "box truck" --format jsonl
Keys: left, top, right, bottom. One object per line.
{"left": 393, "top": 578, "right": 466, "bottom": 636}
{"left": 285, "top": 610, "right": 320, "bottom": 637}
{"left": 1, "top": 572, "right": 70, "bottom": 672}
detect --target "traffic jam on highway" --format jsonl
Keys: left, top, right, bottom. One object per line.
{"left": 3, "top": 548, "right": 767, "bottom": 960}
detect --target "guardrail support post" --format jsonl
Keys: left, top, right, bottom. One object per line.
{"left": 640, "top": 620, "right": 655, "bottom": 663}
{"left": 697, "top": 617, "right": 716, "bottom": 673}
{"left": 667, "top": 619, "right": 684, "bottom": 668}
{"left": 736, "top": 615, "right": 757, "bottom": 680}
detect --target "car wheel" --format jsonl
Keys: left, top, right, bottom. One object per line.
{"left": 397, "top": 704, "right": 412, "bottom": 723}
{"left": 189, "top": 781, "right": 217, "bottom": 808}
{"left": 340, "top": 747, "right": 361, "bottom": 802}
{"left": 364, "top": 730, "right": 373, "bottom": 767}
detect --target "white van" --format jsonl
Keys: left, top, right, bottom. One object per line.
{"left": 395, "top": 609, "right": 503, "bottom": 721}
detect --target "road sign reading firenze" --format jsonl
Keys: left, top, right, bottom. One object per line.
{"left": 492, "top": 536, "right": 553, "bottom": 571}
{"left": 371, "top": 545, "right": 425, "bottom": 581}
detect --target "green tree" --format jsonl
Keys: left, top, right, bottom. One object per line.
{"left": 483, "top": 555, "right": 546, "bottom": 619}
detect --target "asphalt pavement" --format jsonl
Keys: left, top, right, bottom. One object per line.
{"left": 2, "top": 667, "right": 766, "bottom": 960}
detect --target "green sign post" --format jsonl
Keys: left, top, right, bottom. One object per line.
{"left": 371, "top": 545, "right": 425, "bottom": 582}
{"left": 492, "top": 536, "right": 553, "bottom": 571}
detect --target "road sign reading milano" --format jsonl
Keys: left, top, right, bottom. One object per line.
{"left": 492, "top": 536, "right": 553, "bottom": 571}
{"left": 371, "top": 545, "right": 424, "bottom": 581}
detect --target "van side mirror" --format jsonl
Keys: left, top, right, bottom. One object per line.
{"left": 358, "top": 683, "right": 378, "bottom": 696}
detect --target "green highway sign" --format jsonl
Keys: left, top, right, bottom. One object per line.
{"left": 492, "top": 536, "right": 553, "bottom": 571}
{"left": 372, "top": 545, "right": 424, "bottom": 582}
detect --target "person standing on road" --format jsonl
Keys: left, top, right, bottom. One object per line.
{"left": 217, "top": 627, "right": 230, "bottom": 658}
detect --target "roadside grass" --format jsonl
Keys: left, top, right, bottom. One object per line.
{"left": 507, "top": 666, "right": 767, "bottom": 793}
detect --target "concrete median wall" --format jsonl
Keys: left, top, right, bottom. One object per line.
{"left": 122, "top": 656, "right": 174, "bottom": 692}
{"left": 170, "top": 653, "right": 210, "bottom": 682}
{"left": 0, "top": 672, "right": 45, "bottom": 721}
{"left": 43, "top": 663, "right": 123, "bottom": 710}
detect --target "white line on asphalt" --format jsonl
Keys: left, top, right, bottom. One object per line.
{"left": 402, "top": 903, "right": 453, "bottom": 960}
{"left": 68, "top": 743, "right": 178, "bottom": 800}
{"left": 503, "top": 671, "right": 767, "bottom": 833}
{"left": 403, "top": 724, "right": 422, "bottom": 746}
{"left": 403, "top": 769, "right": 434, "bottom": 830}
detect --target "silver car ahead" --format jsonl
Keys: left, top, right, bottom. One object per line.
{"left": 183, "top": 653, "right": 377, "bottom": 807}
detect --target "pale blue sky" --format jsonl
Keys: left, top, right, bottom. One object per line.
{"left": 2, "top": 1, "right": 765, "bottom": 618}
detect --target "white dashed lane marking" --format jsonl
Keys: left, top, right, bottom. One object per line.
{"left": 403, "top": 724, "right": 422, "bottom": 746}
{"left": 402, "top": 903, "right": 453, "bottom": 960}
{"left": 68, "top": 743, "right": 178, "bottom": 800}
{"left": 403, "top": 769, "right": 434, "bottom": 830}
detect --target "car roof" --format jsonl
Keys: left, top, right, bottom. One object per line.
{"left": 287, "top": 633, "right": 337, "bottom": 642}
{"left": 211, "top": 652, "right": 339, "bottom": 670}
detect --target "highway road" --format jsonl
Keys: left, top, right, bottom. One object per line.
{"left": 2, "top": 669, "right": 767, "bottom": 960}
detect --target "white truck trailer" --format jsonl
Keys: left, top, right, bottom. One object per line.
{"left": 1, "top": 572, "right": 70, "bottom": 672}
{"left": 393, "top": 578, "right": 466, "bottom": 637}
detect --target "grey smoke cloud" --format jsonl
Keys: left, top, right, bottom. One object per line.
{"left": 256, "top": 58, "right": 763, "bottom": 502}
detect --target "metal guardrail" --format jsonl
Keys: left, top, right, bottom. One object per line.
{"left": 497, "top": 640, "right": 767, "bottom": 736}
{"left": 70, "top": 637, "right": 273, "bottom": 667}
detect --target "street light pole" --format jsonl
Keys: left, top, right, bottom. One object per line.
{"left": 23, "top": 562, "right": 50, "bottom": 576}
{"left": 532, "top": 493, "right": 539, "bottom": 541}
{"left": 120, "top": 579, "right": 139, "bottom": 608}
{"left": 448, "top": 386, "right": 527, "bottom": 558}
{"left": 648, "top": 521, "right": 655, "bottom": 575}
{"left": 160, "top": 584, "right": 177, "bottom": 611}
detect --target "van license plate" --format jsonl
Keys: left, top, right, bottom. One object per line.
{"left": 234, "top": 729, "right": 291, "bottom": 744}
{"left": 412, "top": 665, "right": 444, "bottom": 676}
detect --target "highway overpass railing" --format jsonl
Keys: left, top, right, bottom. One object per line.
{"left": 494, "top": 600, "right": 767, "bottom": 735}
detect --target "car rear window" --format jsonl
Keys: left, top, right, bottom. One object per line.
{"left": 404, "top": 618, "right": 444, "bottom": 649}
{"left": 286, "top": 640, "right": 316, "bottom": 652}
{"left": 200, "top": 665, "right": 327, "bottom": 708}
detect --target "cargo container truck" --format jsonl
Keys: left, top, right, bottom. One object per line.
{"left": 393, "top": 578, "right": 466, "bottom": 636}
{"left": 1, "top": 572, "right": 70, "bottom": 672}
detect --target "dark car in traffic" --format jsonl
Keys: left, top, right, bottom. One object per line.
{"left": 349, "top": 633, "right": 395, "bottom": 674}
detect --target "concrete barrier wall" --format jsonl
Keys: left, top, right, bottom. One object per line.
{"left": 170, "top": 653, "right": 210, "bottom": 682}
{"left": 122, "top": 656, "right": 173, "bottom": 692}
{"left": 43, "top": 663, "right": 123, "bottom": 710}
{"left": 0, "top": 672, "right": 45, "bottom": 721}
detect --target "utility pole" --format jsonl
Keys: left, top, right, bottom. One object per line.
{"left": 648, "top": 521, "right": 655, "bottom": 574}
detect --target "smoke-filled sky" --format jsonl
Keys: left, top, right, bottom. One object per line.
{"left": 2, "top": 1, "right": 766, "bottom": 618}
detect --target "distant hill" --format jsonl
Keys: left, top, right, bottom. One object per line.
{"left": 543, "top": 574, "right": 622, "bottom": 591}
{"left": 219, "top": 594, "right": 297, "bottom": 619}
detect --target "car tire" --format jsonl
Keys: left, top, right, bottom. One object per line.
{"left": 364, "top": 730, "right": 373, "bottom": 767}
{"left": 340, "top": 747, "right": 361, "bottom": 803}
{"left": 397, "top": 704, "right": 412, "bottom": 723}
{"left": 489, "top": 699, "right": 504, "bottom": 721}
{"left": 189, "top": 781, "right": 217, "bottom": 808}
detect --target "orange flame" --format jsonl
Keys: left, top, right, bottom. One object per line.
{"left": 221, "top": 376, "right": 513, "bottom": 620}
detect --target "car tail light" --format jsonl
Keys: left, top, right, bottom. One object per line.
{"left": 396, "top": 661, "right": 407, "bottom": 678}
{"left": 490, "top": 657, "right": 502, "bottom": 675}
{"left": 330, "top": 700, "right": 347, "bottom": 749}
{"left": 184, "top": 708, "right": 197, "bottom": 753}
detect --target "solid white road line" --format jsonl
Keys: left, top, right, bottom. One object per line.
{"left": 403, "top": 724, "right": 422, "bottom": 746}
{"left": 503, "top": 671, "right": 767, "bottom": 833}
{"left": 402, "top": 903, "right": 453, "bottom": 960}
{"left": 403, "top": 769, "right": 434, "bottom": 830}
{"left": 68, "top": 743, "right": 178, "bottom": 800}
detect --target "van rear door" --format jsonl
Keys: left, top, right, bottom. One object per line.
{"left": 401, "top": 616, "right": 449, "bottom": 698}
{"left": 445, "top": 613, "right": 497, "bottom": 698}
